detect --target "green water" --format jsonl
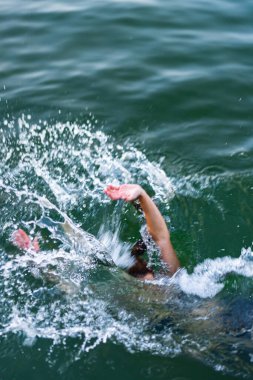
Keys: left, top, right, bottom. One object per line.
{"left": 1, "top": 1, "right": 253, "bottom": 379}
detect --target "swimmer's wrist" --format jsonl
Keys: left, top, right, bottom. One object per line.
{"left": 138, "top": 186, "right": 147, "bottom": 199}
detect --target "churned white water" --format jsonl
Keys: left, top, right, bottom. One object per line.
{"left": 1, "top": 115, "right": 253, "bottom": 378}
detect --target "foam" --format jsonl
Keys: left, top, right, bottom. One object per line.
{"left": 168, "top": 247, "right": 253, "bottom": 298}
{"left": 0, "top": 116, "right": 174, "bottom": 209}
{"left": 1, "top": 115, "right": 253, "bottom": 378}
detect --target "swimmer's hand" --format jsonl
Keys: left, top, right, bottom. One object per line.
{"left": 12, "top": 229, "right": 40, "bottom": 252}
{"left": 104, "top": 184, "right": 143, "bottom": 202}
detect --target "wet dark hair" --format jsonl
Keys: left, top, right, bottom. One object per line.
{"left": 127, "top": 239, "right": 154, "bottom": 278}
{"left": 130, "top": 239, "right": 147, "bottom": 257}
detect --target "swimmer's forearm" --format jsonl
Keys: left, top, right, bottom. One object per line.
{"left": 137, "top": 188, "right": 180, "bottom": 274}
{"left": 138, "top": 188, "right": 169, "bottom": 242}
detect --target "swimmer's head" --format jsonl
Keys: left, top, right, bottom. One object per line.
{"left": 127, "top": 257, "right": 154, "bottom": 279}
{"left": 127, "top": 239, "right": 154, "bottom": 279}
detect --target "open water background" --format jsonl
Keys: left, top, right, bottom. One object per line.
{"left": 0, "top": 1, "right": 253, "bottom": 379}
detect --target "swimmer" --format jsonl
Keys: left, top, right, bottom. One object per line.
{"left": 12, "top": 183, "right": 180, "bottom": 280}
{"left": 104, "top": 184, "right": 180, "bottom": 279}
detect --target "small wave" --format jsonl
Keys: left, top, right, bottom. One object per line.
{"left": 169, "top": 247, "right": 253, "bottom": 298}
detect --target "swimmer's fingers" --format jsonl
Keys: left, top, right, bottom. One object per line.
{"left": 32, "top": 237, "right": 40, "bottom": 252}
{"left": 104, "top": 184, "right": 142, "bottom": 202}
{"left": 119, "top": 185, "right": 142, "bottom": 202}
{"left": 104, "top": 188, "right": 130, "bottom": 201}
{"left": 105, "top": 184, "right": 120, "bottom": 190}
{"left": 12, "top": 229, "right": 31, "bottom": 250}
{"left": 12, "top": 229, "right": 40, "bottom": 252}
{"left": 104, "top": 185, "right": 122, "bottom": 200}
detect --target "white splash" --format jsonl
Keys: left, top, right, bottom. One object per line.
{"left": 0, "top": 116, "right": 175, "bottom": 210}
{"left": 172, "top": 247, "right": 253, "bottom": 298}
{"left": 98, "top": 226, "right": 135, "bottom": 269}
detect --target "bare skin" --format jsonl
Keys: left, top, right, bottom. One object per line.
{"left": 12, "top": 229, "right": 40, "bottom": 252}
{"left": 104, "top": 184, "right": 180, "bottom": 279}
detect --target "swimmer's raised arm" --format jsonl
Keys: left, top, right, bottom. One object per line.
{"left": 104, "top": 184, "right": 180, "bottom": 275}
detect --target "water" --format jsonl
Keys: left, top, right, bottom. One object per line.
{"left": 0, "top": 1, "right": 253, "bottom": 379}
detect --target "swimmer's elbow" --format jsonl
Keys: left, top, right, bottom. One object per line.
{"left": 156, "top": 237, "right": 172, "bottom": 253}
{"left": 157, "top": 238, "right": 180, "bottom": 275}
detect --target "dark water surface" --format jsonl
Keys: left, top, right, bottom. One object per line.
{"left": 1, "top": 1, "right": 253, "bottom": 379}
